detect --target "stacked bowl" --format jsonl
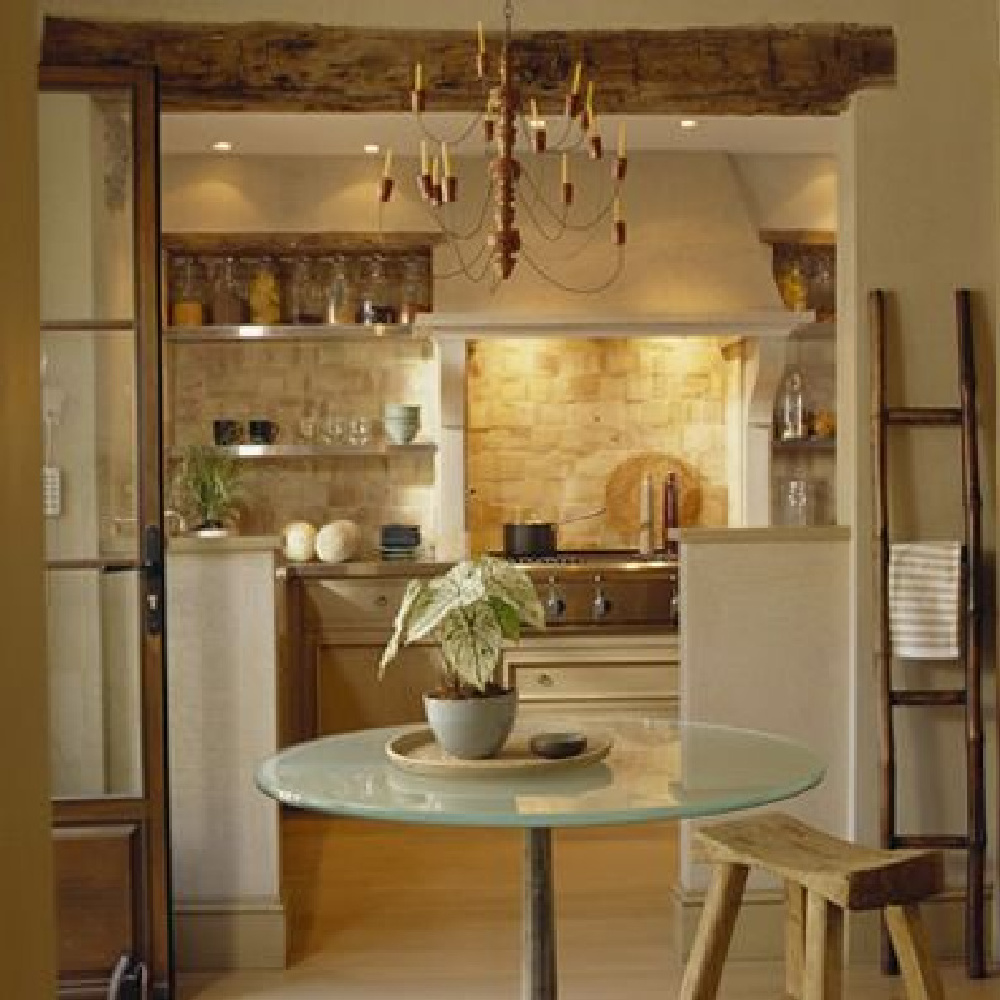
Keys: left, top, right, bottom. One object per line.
{"left": 383, "top": 403, "right": 421, "bottom": 445}
{"left": 380, "top": 523, "right": 421, "bottom": 560}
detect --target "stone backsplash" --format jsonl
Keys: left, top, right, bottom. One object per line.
{"left": 165, "top": 337, "right": 436, "bottom": 549}
{"left": 166, "top": 334, "right": 730, "bottom": 553}
{"left": 466, "top": 337, "right": 730, "bottom": 554}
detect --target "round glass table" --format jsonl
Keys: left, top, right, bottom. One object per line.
{"left": 256, "top": 718, "right": 825, "bottom": 1000}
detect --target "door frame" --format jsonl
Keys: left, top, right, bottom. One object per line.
{"left": 39, "top": 63, "right": 172, "bottom": 999}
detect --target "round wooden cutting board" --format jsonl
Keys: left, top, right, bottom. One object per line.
{"left": 603, "top": 452, "right": 702, "bottom": 540}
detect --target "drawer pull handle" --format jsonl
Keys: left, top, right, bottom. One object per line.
{"left": 375, "top": 594, "right": 388, "bottom": 607}
{"left": 536, "top": 672, "right": 555, "bottom": 688}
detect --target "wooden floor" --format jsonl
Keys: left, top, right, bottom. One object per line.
{"left": 177, "top": 811, "right": 998, "bottom": 999}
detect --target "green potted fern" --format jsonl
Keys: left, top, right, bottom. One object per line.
{"left": 379, "top": 555, "right": 544, "bottom": 758}
{"left": 172, "top": 444, "right": 243, "bottom": 537}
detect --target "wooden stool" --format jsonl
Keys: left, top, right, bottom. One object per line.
{"left": 680, "top": 813, "right": 945, "bottom": 1000}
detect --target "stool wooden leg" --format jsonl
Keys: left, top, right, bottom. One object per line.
{"left": 884, "top": 904, "right": 944, "bottom": 1000}
{"left": 785, "top": 881, "right": 806, "bottom": 999}
{"left": 679, "top": 862, "right": 749, "bottom": 1000}
{"left": 803, "top": 891, "right": 843, "bottom": 1000}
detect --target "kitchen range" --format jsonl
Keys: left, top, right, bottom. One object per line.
{"left": 500, "top": 550, "right": 679, "bottom": 633}
{"left": 488, "top": 549, "right": 681, "bottom": 722}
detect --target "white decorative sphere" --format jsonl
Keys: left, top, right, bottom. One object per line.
{"left": 282, "top": 521, "right": 317, "bottom": 562}
{"left": 315, "top": 519, "right": 361, "bottom": 563}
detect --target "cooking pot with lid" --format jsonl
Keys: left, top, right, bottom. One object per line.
{"left": 503, "top": 522, "right": 557, "bottom": 558}
{"left": 502, "top": 508, "right": 605, "bottom": 558}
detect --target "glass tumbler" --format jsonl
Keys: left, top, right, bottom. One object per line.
{"left": 784, "top": 477, "right": 815, "bottom": 527}
{"left": 347, "top": 417, "right": 373, "bottom": 447}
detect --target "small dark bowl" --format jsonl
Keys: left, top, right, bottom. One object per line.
{"left": 529, "top": 732, "right": 588, "bottom": 760}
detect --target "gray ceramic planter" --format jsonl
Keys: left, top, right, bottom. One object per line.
{"left": 423, "top": 689, "right": 517, "bottom": 759}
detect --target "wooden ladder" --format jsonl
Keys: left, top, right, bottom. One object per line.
{"left": 870, "top": 288, "right": 987, "bottom": 978}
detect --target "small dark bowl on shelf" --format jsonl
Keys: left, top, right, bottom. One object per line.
{"left": 529, "top": 732, "right": 588, "bottom": 760}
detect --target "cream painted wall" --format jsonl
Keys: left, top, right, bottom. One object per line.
{"left": 0, "top": 0, "right": 57, "bottom": 995}
{"left": 42, "top": 0, "right": 1000, "bottom": 955}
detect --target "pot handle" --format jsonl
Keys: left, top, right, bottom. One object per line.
{"left": 557, "top": 506, "right": 606, "bottom": 526}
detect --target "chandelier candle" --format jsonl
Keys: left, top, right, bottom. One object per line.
{"left": 567, "top": 60, "right": 583, "bottom": 118}
{"left": 477, "top": 20, "right": 487, "bottom": 77}
{"left": 379, "top": 149, "right": 393, "bottom": 203}
{"left": 588, "top": 122, "right": 603, "bottom": 160}
{"left": 411, "top": 62, "right": 425, "bottom": 112}
{"left": 616, "top": 125, "right": 628, "bottom": 180}
{"left": 581, "top": 80, "right": 595, "bottom": 131}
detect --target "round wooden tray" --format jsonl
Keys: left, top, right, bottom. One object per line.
{"left": 385, "top": 728, "right": 613, "bottom": 778}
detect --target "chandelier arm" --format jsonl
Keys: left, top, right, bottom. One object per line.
{"left": 547, "top": 115, "right": 584, "bottom": 151}
{"left": 514, "top": 185, "right": 571, "bottom": 242}
{"left": 443, "top": 180, "right": 496, "bottom": 242}
{"left": 435, "top": 233, "right": 490, "bottom": 281}
{"left": 413, "top": 179, "right": 495, "bottom": 243}
{"left": 525, "top": 215, "right": 609, "bottom": 263}
{"left": 431, "top": 224, "right": 494, "bottom": 283}
{"left": 519, "top": 201, "right": 617, "bottom": 264}
{"left": 414, "top": 109, "right": 487, "bottom": 147}
{"left": 518, "top": 165, "right": 620, "bottom": 234}
{"left": 514, "top": 163, "right": 578, "bottom": 240}
{"left": 438, "top": 242, "right": 495, "bottom": 283}
{"left": 521, "top": 245, "right": 626, "bottom": 294}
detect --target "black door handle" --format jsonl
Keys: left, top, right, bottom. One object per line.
{"left": 142, "top": 523, "right": 163, "bottom": 635}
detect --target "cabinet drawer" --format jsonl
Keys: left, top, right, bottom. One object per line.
{"left": 306, "top": 578, "right": 407, "bottom": 628}
{"left": 510, "top": 662, "right": 677, "bottom": 702}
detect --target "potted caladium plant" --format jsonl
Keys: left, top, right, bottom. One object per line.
{"left": 379, "top": 555, "right": 544, "bottom": 758}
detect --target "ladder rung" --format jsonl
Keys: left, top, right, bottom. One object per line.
{"left": 890, "top": 688, "right": 967, "bottom": 707}
{"left": 884, "top": 406, "right": 963, "bottom": 426}
{"left": 893, "top": 834, "right": 970, "bottom": 851}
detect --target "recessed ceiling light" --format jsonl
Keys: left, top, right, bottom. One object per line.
{"left": 680, "top": 119, "right": 699, "bottom": 129}
{"left": 364, "top": 143, "right": 381, "bottom": 154}
{"left": 211, "top": 140, "right": 233, "bottom": 152}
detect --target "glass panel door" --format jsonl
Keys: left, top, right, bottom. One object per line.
{"left": 39, "top": 65, "right": 170, "bottom": 996}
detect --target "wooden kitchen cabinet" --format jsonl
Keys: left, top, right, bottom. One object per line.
{"left": 315, "top": 641, "right": 437, "bottom": 736}
{"left": 283, "top": 571, "right": 444, "bottom": 743}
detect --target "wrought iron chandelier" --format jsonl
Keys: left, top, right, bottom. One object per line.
{"left": 377, "top": 0, "right": 628, "bottom": 292}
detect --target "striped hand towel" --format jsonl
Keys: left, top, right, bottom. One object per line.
{"left": 888, "top": 542, "right": 962, "bottom": 659}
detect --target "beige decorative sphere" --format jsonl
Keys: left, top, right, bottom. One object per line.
{"left": 316, "top": 519, "right": 361, "bottom": 563}
{"left": 282, "top": 521, "right": 317, "bottom": 562}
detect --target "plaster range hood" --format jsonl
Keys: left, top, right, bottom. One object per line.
{"left": 414, "top": 310, "right": 813, "bottom": 340}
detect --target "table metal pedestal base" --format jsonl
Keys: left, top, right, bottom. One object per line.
{"left": 523, "top": 828, "right": 556, "bottom": 1000}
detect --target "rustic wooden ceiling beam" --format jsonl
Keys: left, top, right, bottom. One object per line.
{"left": 41, "top": 18, "right": 895, "bottom": 115}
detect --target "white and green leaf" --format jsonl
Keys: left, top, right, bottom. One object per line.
{"left": 437, "top": 604, "right": 503, "bottom": 690}
{"left": 379, "top": 555, "right": 544, "bottom": 693}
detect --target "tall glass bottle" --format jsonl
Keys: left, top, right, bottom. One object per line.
{"left": 324, "top": 253, "right": 353, "bottom": 325}
{"left": 777, "top": 368, "right": 807, "bottom": 441}
{"left": 399, "top": 253, "right": 431, "bottom": 324}
{"left": 170, "top": 255, "right": 205, "bottom": 326}
{"left": 210, "top": 256, "right": 250, "bottom": 325}
{"left": 356, "top": 253, "right": 397, "bottom": 324}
